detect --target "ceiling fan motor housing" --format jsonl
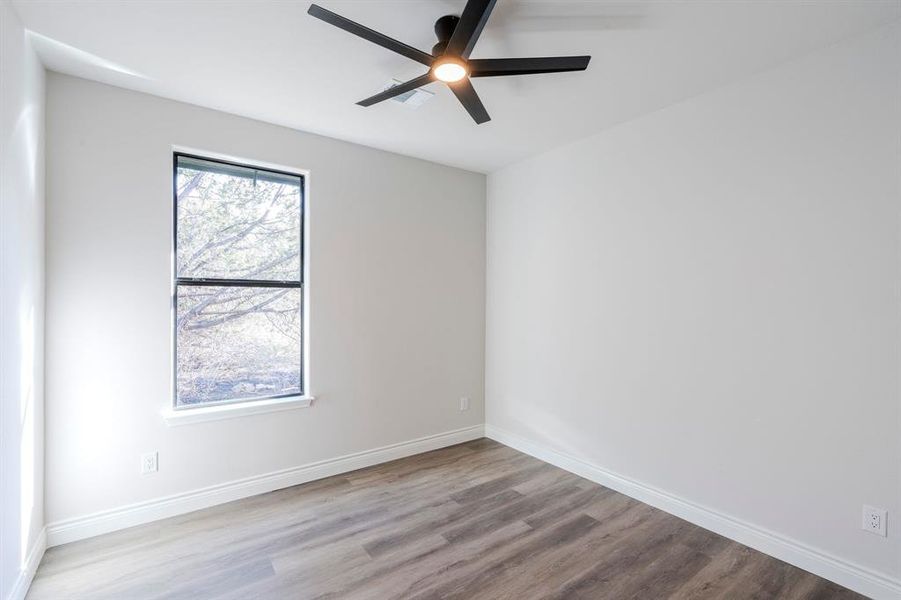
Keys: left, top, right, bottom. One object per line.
{"left": 432, "top": 15, "right": 460, "bottom": 56}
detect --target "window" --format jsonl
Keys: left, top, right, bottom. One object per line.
{"left": 173, "top": 153, "right": 304, "bottom": 409}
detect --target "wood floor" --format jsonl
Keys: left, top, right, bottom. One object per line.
{"left": 28, "top": 439, "right": 864, "bottom": 600}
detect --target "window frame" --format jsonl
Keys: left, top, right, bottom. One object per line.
{"left": 171, "top": 151, "right": 307, "bottom": 412}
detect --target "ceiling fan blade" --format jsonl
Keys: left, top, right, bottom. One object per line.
{"left": 449, "top": 78, "right": 490, "bottom": 124}
{"left": 357, "top": 74, "right": 434, "bottom": 107}
{"left": 469, "top": 56, "right": 591, "bottom": 77}
{"left": 308, "top": 4, "right": 434, "bottom": 66}
{"left": 445, "top": 0, "right": 498, "bottom": 58}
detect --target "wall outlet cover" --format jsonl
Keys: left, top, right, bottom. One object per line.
{"left": 141, "top": 451, "right": 159, "bottom": 475}
{"left": 459, "top": 397, "right": 470, "bottom": 411}
{"left": 862, "top": 505, "right": 887, "bottom": 537}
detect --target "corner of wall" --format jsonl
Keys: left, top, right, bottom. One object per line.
{"left": 0, "top": 0, "right": 48, "bottom": 598}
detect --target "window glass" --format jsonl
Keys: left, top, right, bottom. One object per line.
{"left": 174, "top": 154, "right": 304, "bottom": 408}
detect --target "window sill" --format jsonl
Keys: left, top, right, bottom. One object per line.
{"left": 162, "top": 395, "right": 314, "bottom": 426}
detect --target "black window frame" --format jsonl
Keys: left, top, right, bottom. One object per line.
{"left": 172, "top": 152, "right": 305, "bottom": 410}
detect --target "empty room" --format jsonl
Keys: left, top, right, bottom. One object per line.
{"left": 1, "top": 0, "right": 899, "bottom": 598}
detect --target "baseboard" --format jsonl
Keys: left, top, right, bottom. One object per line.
{"left": 7, "top": 526, "right": 47, "bottom": 600}
{"left": 47, "top": 424, "right": 484, "bottom": 548}
{"left": 485, "top": 424, "right": 901, "bottom": 600}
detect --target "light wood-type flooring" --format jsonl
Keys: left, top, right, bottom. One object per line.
{"left": 28, "top": 439, "right": 864, "bottom": 599}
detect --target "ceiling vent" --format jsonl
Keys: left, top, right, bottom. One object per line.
{"left": 384, "top": 79, "right": 434, "bottom": 108}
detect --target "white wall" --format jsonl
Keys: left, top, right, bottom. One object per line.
{"left": 0, "top": 1, "right": 46, "bottom": 598}
{"left": 44, "top": 74, "right": 485, "bottom": 526}
{"left": 486, "top": 20, "right": 901, "bottom": 592}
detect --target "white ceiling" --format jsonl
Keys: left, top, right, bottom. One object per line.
{"left": 14, "top": 0, "right": 900, "bottom": 173}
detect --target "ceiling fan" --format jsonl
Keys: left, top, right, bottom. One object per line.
{"left": 307, "top": 0, "right": 591, "bottom": 124}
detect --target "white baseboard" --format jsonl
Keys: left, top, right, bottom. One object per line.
{"left": 47, "top": 424, "right": 484, "bottom": 548}
{"left": 7, "top": 527, "right": 47, "bottom": 600}
{"left": 485, "top": 424, "right": 901, "bottom": 600}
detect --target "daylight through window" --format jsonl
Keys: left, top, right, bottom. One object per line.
{"left": 173, "top": 154, "right": 304, "bottom": 408}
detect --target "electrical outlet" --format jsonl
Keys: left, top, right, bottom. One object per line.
{"left": 459, "top": 397, "right": 470, "bottom": 411}
{"left": 862, "top": 505, "right": 887, "bottom": 537}
{"left": 141, "top": 452, "right": 158, "bottom": 475}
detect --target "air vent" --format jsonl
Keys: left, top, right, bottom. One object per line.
{"left": 385, "top": 79, "right": 434, "bottom": 108}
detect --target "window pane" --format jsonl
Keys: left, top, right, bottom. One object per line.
{"left": 176, "top": 158, "right": 301, "bottom": 281}
{"left": 176, "top": 285, "right": 302, "bottom": 406}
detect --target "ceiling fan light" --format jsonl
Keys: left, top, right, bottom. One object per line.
{"left": 433, "top": 60, "right": 468, "bottom": 83}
